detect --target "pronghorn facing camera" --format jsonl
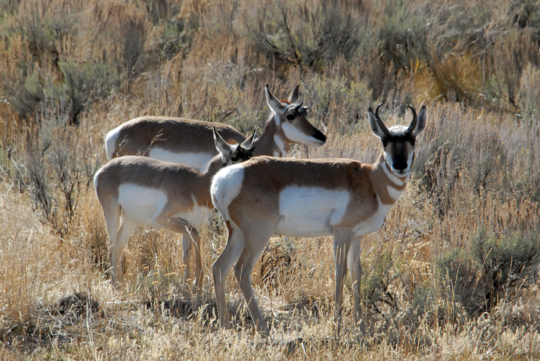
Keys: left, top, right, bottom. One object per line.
{"left": 210, "top": 105, "right": 427, "bottom": 336}
{"left": 94, "top": 129, "right": 256, "bottom": 287}
{"left": 105, "top": 85, "right": 326, "bottom": 171}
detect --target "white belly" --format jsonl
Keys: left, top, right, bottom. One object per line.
{"left": 275, "top": 187, "right": 350, "bottom": 237}
{"left": 148, "top": 149, "right": 214, "bottom": 171}
{"left": 118, "top": 185, "right": 210, "bottom": 229}
{"left": 118, "top": 184, "right": 168, "bottom": 227}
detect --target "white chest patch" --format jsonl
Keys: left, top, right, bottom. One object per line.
{"left": 273, "top": 134, "right": 286, "bottom": 157}
{"left": 148, "top": 149, "right": 214, "bottom": 171}
{"left": 387, "top": 185, "right": 404, "bottom": 201}
{"left": 276, "top": 187, "right": 350, "bottom": 237}
{"left": 211, "top": 164, "right": 245, "bottom": 221}
{"left": 105, "top": 125, "right": 122, "bottom": 160}
{"left": 118, "top": 184, "right": 169, "bottom": 227}
{"left": 352, "top": 197, "right": 393, "bottom": 237}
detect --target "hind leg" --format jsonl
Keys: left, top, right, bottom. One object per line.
{"left": 110, "top": 216, "right": 137, "bottom": 285}
{"left": 100, "top": 201, "right": 122, "bottom": 286}
{"left": 212, "top": 221, "right": 245, "bottom": 329}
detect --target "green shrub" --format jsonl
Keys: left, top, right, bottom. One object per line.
{"left": 438, "top": 230, "right": 540, "bottom": 315}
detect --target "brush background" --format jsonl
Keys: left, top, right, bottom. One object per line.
{"left": 1, "top": 0, "right": 540, "bottom": 359}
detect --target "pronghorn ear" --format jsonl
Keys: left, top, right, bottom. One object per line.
{"left": 241, "top": 130, "right": 256, "bottom": 150}
{"left": 287, "top": 84, "right": 300, "bottom": 104}
{"left": 213, "top": 127, "right": 232, "bottom": 156}
{"left": 265, "top": 84, "right": 287, "bottom": 115}
{"left": 411, "top": 105, "right": 427, "bottom": 136}
{"left": 367, "top": 107, "right": 388, "bottom": 139}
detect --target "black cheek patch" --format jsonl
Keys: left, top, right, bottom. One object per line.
{"left": 313, "top": 130, "right": 327, "bottom": 142}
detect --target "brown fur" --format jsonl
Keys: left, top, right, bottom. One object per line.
{"left": 111, "top": 117, "right": 245, "bottom": 158}
{"left": 227, "top": 154, "right": 404, "bottom": 227}
{"left": 108, "top": 86, "right": 326, "bottom": 161}
{"left": 96, "top": 131, "right": 255, "bottom": 287}
{"left": 211, "top": 105, "right": 427, "bottom": 337}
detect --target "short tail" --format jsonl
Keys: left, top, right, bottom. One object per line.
{"left": 105, "top": 125, "right": 122, "bottom": 160}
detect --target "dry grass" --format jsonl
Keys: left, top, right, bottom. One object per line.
{"left": 1, "top": 0, "right": 540, "bottom": 359}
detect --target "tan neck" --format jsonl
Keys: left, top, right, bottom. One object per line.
{"left": 193, "top": 155, "right": 223, "bottom": 207}
{"left": 199, "top": 155, "right": 225, "bottom": 183}
{"left": 369, "top": 153, "right": 409, "bottom": 205}
{"left": 252, "top": 115, "right": 291, "bottom": 157}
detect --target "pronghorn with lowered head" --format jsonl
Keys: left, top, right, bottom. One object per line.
{"left": 210, "top": 105, "right": 427, "bottom": 336}
{"left": 105, "top": 85, "right": 326, "bottom": 171}
{"left": 94, "top": 129, "right": 256, "bottom": 287}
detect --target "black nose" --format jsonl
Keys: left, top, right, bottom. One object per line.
{"left": 393, "top": 158, "right": 408, "bottom": 171}
{"left": 313, "top": 130, "right": 327, "bottom": 143}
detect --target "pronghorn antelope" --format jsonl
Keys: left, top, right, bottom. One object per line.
{"left": 210, "top": 105, "right": 427, "bottom": 336}
{"left": 105, "top": 85, "right": 326, "bottom": 171}
{"left": 94, "top": 129, "right": 256, "bottom": 287}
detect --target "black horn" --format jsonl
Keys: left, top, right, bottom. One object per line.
{"left": 406, "top": 105, "right": 417, "bottom": 134}
{"left": 374, "top": 103, "right": 390, "bottom": 136}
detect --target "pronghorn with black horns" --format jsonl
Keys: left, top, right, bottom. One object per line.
{"left": 105, "top": 85, "right": 326, "bottom": 171}
{"left": 94, "top": 129, "right": 256, "bottom": 287}
{"left": 210, "top": 104, "right": 427, "bottom": 336}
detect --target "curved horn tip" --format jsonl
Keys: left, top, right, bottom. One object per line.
{"left": 375, "top": 103, "right": 383, "bottom": 117}
{"left": 406, "top": 104, "right": 418, "bottom": 116}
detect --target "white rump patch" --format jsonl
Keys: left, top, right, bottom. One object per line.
{"left": 276, "top": 187, "right": 350, "bottom": 237}
{"left": 211, "top": 164, "right": 245, "bottom": 221}
{"left": 148, "top": 149, "right": 214, "bottom": 171}
{"left": 105, "top": 125, "right": 123, "bottom": 160}
{"left": 282, "top": 122, "right": 324, "bottom": 147}
{"left": 118, "top": 184, "right": 169, "bottom": 227}
{"left": 93, "top": 168, "right": 102, "bottom": 196}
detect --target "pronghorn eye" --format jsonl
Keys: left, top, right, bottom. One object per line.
{"left": 286, "top": 114, "right": 295, "bottom": 120}
{"left": 231, "top": 156, "right": 239, "bottom": 162}
{"left": 381, "top": 139, "right": 388, "bottom": 147}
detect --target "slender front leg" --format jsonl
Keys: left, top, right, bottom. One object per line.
{"left": 212, "top": 221, "right": 245, "bottom": 329}
{"left": 348, "top": 236, "right": 363, "bottom": 328}
{"left": 332, "top": 227, "right": 353, "bottom": 337}
{"left": 181, "top": 230, "right": 203, "bottom": 288}
{"left": 157, "top": 216, "right": 202, "bottom": 288}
